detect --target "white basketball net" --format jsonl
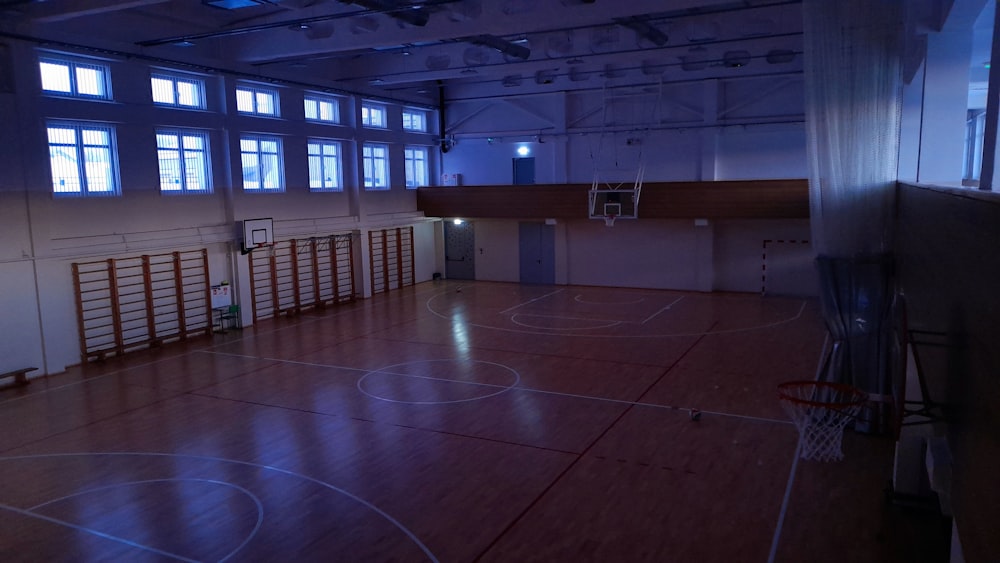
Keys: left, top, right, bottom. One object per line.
{"left": 778, "top": 382, "right": 867, "bottom": 462}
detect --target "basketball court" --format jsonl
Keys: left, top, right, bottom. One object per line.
{"left": 0, "top": 281, "right": 911, "bottom": 562}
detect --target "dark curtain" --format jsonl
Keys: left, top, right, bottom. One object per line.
{"left": 815, "top": 255, "right": 894, "bottom": 433}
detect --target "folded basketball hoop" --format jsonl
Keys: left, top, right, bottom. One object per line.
{"left": 778, "top": 381, "right": 868, "bottom": 462}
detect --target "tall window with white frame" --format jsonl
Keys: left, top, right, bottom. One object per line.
{"left": 304, "top": 94, "right": 340, "bottom": 124}
{"left": 363, "top": 143, "right": 390, "bottom": 190}
{"left": 151, "top": 73, "right": 205, "bottom": 109}
{"left": 361, "top": 101, "right": 387, "bottom": 128}
{"left": 240, "top": 135, "right": 284, "bottom": 192}
{"left": 47, "top": 122, "right": 119, "bottom": 196}
{"left": 402, "top": 109, "right": 427, "bottom": 132}
{"left": 156, "top": 130, "right": 211, "bottom": 193}
{"left": 39, "top": 57, "right": 112, "bottom": 99}
{"left": 307, "top": 139, "right": 342, "bottom": 191}
{"left": 404, "top": 146, "right": 429, "bottom": 188}
{"left": 236, "top": 85, "right": 279, "bottom": 116}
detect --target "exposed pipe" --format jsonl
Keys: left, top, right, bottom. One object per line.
{"left": 338, "top": 0, "right": 430, "bottom": 27}
{"left": 438, "top": 80, "right": 451, "bottom": 153}
{"left": 136, "top": 0, "right": 460, "bottom": 46}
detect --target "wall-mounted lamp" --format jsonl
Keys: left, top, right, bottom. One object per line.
{"left": 453, "top": 218, "right": 464, "bottom": 225}
{"left": 517, "top": 146, "right": 530, "bottom": 157}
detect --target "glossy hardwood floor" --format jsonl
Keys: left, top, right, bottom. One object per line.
{"left": 0, "top": 281, "right": 920, "bottom": 562}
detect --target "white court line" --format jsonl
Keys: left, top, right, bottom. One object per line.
{"left": 0, "top": 283, "right": 448, "bottom": 408}
{"left": 356, "top": 359, "right": 521, "bottom": 405}
{"left": 200, "top": 350, "right": 792, "bottom": 425}
{"left": 498, "top": 288, "right": 565, "bottom": 315}
{"left": 0, "top": 501, "right": 199, "bottom": 562}
{"left": 640, "top": 296, "right": 686, "bottom": 325}
{"left": 510, "top": 313, "right": 623, "bottom": 331}
{"left": 573, "top": 294, "right": 646, "bottom": 305}
{"left": 766, "top": 331, "right": 831, "bottom": 563}
{"left": 427, "top": 290, "right": 809, "bottom": 339}
{"left": 26, "top": 478, "right": 264, "bottom": 563}
{"left": 0, "top": 452, "right": 440, "bottom": 563}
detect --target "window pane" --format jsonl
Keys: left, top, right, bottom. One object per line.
{"left": 261, "top": 153, "right": 280, "bottom": 189}
{"left": 50, "top": 145, "right": 80, "bottom": 193}
{"left": 75, "top": 66, "right": 105, "bottom": 96}
{"left": 83, "top": 146, "right": 113, "bottom": 192}
{"left": 156, "top": 133, "right": 179, "bottom": 149}
{"left": 308, "top": 154, "right": 322, "bottom": 188}
{"left": 176, "top": 80, "right": 199, "bottom": 107}
{"left": 48, "top": 126, "right": 76, "bottom": 145}
{"left": 240, "top": 138, "right": 257, "bottom": 152}
{"left": 40, "top": 62, "right": 72, "bottom": 93}
{"left": 260, "top": 139, "right": 278, "bottom": 153}
{"left": 305, "top": 99, "right": 318, "bottom": 120}
{"left": 320, "top": 101, "right": 335, "bottom": 121}
{"left": 256, "top": 91, "right": 274, "bottom": 115}
{"left": 158, "top": 148, "right": 182, "bottom": 191}
{"left": 236, "top": 89, "right": 254, "bottom": 112}
{"left": 242, "top": 153, "right": 260, "bottom": 190}
{"left": 151, "top": 77, "right": 175, "bottom": 104}
{"left": 323, "top": 155, "right": 339, "bottom": 188}
{"left": 81, "top": 128, "right": 109, "bottom": 147}
{"left": 182, "top": 135, "right": 203, "bottom": 150}
{"left": 185, "top": 154, "right": 207, "bottom": 190}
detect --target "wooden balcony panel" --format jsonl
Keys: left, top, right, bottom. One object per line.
{"left": 417, "top": 179, "right": 809, "bottom": 220}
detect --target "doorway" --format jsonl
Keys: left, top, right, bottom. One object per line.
{"left": 513, "top": 157, "right": 535, "bottom": 185}
{"left": 444, "top": 220, "right": 475, "bottom": 280}
{"left": 519, "top": 222, "right": 555, "bottom": 285}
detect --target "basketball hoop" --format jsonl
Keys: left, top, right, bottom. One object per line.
{"left": 778, "top": 381, "right": 868, "bottom": 462}
{"left": 603, "top": 214, "right": 617, "bottom": 227}
{"left": 254, "top": 241, "right": 276, "bottom": 258}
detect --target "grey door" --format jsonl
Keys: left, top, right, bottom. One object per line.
{"left": 513, "top": 157, "right": 535, "bottom": 184}
{"left": 444, "top": 220, "right": 475, "bottom": 280}
{"left": 519, "top": 222, "right": 555, "bottom": 284}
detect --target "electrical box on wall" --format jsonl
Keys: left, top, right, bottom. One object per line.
{"left": 442, "top": 173, "right": 461, "bottom": 186}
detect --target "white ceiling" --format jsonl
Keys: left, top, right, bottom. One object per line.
{"left": 2, "top": 0, "right": 990, "bottom": 107}
{"left": 0, "top": 0, "right": 809, "bottom": 103}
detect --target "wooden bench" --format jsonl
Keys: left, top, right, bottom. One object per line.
{"left": 0, "top": 367, "right": 37, "bottom": 388}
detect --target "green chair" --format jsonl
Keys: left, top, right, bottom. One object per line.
{"left": 219, "top": 304, "right": 240, "bottom": 332}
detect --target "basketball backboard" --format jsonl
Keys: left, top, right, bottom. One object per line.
{"left": 241, "top": 218, "right": 274, "bottom": 254}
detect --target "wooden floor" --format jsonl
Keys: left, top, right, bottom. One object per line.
{"left": 0, "top": 281, "right": 933, "bottom": 562}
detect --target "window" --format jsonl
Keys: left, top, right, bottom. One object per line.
{"left": 156, "top": 130, "right": 211, "bottom": 193}
{"left": 304, "top": 95, "right": 340, "bottom": 123}
{"left": 47, "top": 122, "right": 118, "bottom": 196}
{"left": 151, "top": 73, "right": 205, "bottom": 109}
{"left": 361, "top": 102, "right": 387, "bottom": 128}
{"left": 964, "top": 109, "right": 986, "bottom": 182}
{"left": 402, "top": 109, "right": 427, "bottom": 132}
{"left": 404, "top": 146, "right": 429, "bottom": 188}
{"left": 39, "top": 57, "right": 111, "bottom": 99}
{"left": 236, "top": 85, "right": 279, "bottom": 116}
{"left": 240, "top": 135, "right": 284, "bottom": 192}
{"left": 307, "top": 139, "right": 342, "bottom": 191}
{"left": 363, "top": 143, "right": 390, "bottom": 190}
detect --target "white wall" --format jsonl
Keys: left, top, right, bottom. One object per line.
{"left": 713, "top": 219, "right": 814, "bottom": 295}
{"left": 1, "top": 38, "right": 441, "bottom": 376}
{"left": 472, "top": 220, "right": 521, "bottom": 282}
{"left": 461, "top": 218, "right": 813, "bottom": 295}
